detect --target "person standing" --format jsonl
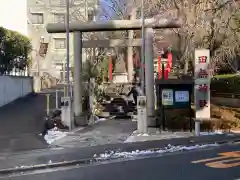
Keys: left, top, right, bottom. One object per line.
{"left": 126, "top": 82, "right": 143, "bottom": 105}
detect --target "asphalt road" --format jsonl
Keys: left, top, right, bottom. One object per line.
{"left": 4, "top": 143, "right": 240, "bottom": 180}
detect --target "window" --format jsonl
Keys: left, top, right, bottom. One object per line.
{"left": 54, "top": 38, "right": 66, "bottom": 49}
{"left": 31, "top": 13, "right": 44, "bottom": 24}
{"left": 88, "top": 11, "right": 94, "bottom": 21}
{"left": 49, "top": 0, "right": 66, "bottom": 5}
{"left": 53, "top": 13, "right": 65, "bottom": 23}
{"left": 53, "top": 62, "right": 63, "bottom": 70}
{"left": 60, "top": 71, "right": 65, "bottom": 82}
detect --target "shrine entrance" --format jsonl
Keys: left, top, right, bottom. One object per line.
{"left": 46, "top": 19, "right": 181, "bottom": 127}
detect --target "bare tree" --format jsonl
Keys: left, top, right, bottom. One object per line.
{"left": 100, "top": 0, "right": 240, "bottom": 75}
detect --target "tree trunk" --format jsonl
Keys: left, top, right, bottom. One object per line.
{"left": 184, "top": 60, "right": 189, "bottom": 75}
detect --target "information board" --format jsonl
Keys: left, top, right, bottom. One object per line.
{"left": 162, "top": 89, "right": 173, "bottom": 106}
{"left": 175, "top": 91, "right": 189, "bottom": 102}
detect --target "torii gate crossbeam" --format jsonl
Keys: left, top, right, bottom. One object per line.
{"left": 46, "top": 18, "right": 180, "bottom": 127}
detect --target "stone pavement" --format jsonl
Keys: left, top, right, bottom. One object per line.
{"left": 51, "top": 119, "right": 137, "bottom": 148}
{"left": 0, "top": 88, "right": 61, "bottom": 153}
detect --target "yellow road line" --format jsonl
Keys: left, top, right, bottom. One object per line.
{"left": 192, "top": 151, "right": 240, "bottom": 168}
{"left": 205, "top": 157, "right": 240, "bottom": 168}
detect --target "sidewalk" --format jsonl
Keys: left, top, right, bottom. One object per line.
{"left": 0, "top": 89, "right": 60, "bottom": 153}
{"left": 0, "top": 132, "right": 239, "bottom": 171}
{"left": 50, "top": 119, "right": 137, "bottom": 148}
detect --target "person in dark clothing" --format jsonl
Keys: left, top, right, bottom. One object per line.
{"left": 127, "top": 82, "right": 143, "bottom": 105}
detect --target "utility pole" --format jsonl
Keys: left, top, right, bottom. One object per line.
{"left": 141, "top": 0, "right": 145, "bottom": 93}
{"left": 65, "top": 0, "right": 70, "bottom": 97}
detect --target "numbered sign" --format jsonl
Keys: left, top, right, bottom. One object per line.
{"left": 162, "top": 89, "right": 173, "bottom": 106}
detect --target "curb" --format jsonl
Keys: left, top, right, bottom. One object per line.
{"left": 0, "top": 137, "right": 239, "bottom": 176}
{"left": 0, "top": 158, "right": 96, "bottom": 176}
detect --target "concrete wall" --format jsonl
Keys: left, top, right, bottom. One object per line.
{"left": 0, "top": 76, "right": 33, "bottom": 107}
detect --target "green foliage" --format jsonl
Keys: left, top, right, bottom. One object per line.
{"left": 82, "top": 60, "right": 99, "bottom": 81}
{"left": 0, "top": 26, "right": 32, "bottom": 75}
{"left": 97, "top": 56, "right": 109, "bottom": 83}
{"left": 211, "top": 74, "right": 240, "bottom": 94}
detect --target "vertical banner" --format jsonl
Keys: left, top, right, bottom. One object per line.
{"left": 194, "top": 49, "right": 211, "bottom": 120}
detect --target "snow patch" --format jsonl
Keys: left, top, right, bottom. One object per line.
{"left": 231, "top": 130, "right": 240, "bottom": 134}
{"left": 200, "top": 131, "right": 223, "bottom": 136}
{"left": 94, "top": 143, "right": 218, "bottom": 160}
{"left": 137, "top": 133, "right": 149, "bottom": 137}
{"left": 44, "top": 127, "right": 67, "bottom": 145}
{"left": 125, "top": 130, "right": 225, "bottom": 143}
{"left": 96, "top": 118, "right": 107, "bottom": 123}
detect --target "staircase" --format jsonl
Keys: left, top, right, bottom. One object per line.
{"left": 101, "top": 83, "right": 135, "bottom": 119}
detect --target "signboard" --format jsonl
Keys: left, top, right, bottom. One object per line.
{"left": 194, "top": 49, "right": 211, "bottom": 120}
{"left": 162, "top": 89, "right": 173, "bottom": 106}
{"left": 175, "top": 91, "right": 189, "bottom": 102}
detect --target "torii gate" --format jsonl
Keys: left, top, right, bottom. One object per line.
{"left": 46, "top": 18, "right": 180, "bottom": 127}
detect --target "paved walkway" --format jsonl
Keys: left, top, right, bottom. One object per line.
{"left": 51, "top": 119, "right": 137, "bottom": 148}
{"left": 0, "top": 89, "right": 61, "bottom": 153}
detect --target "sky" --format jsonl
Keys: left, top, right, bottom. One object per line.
{"left": 0, "top": 0, "right": 28, "bottom": 35}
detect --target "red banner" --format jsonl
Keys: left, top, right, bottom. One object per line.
{"left": 158, "top": 52, "right": 172, "bottom": 80}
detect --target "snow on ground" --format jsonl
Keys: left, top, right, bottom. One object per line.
{"left": 124, "top": 129, "right": 225, "bottom": 143}
{"left": 94, "top": 143, "right": 219, "bottom": 160}
{"left": 200, "top": 131, "right": 223, "bottom": 136}
{"left": 95, "top": 117, "right": 107, "bottom": 123}
{"left": 44, "top": 127, "right": 67, "bottom": 145}
{"left": 43, "top": 116, "right": 113, "bottom": 145}
{"left": 231, "top": 130, "right": 240, "bottom": 134}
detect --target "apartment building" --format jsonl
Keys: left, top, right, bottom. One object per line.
{"left": 27, "top": 0, "right": 98, "bottom": 81}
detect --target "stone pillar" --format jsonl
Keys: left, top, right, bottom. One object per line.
{"left": 145, "top": 28, "right": 155, "bottom": 126}
{"left": 73, "top": 31, "right": 83, "bottom": 119}
{"left": 127, "top": 8, "right": 136, "bottom": 82}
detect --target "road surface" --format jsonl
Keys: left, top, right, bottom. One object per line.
{"left": 4, "top": 143, "right": 240, "bottom": 180}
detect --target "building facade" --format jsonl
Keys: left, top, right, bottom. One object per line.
{"left": 27, "top": 0, "right": 98, "bottom": 81}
